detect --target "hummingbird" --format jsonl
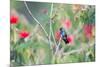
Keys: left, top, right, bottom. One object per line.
{"left": 59, "top": 27, "right": 69, "bottom": 44}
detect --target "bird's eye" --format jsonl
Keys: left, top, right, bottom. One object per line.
{"left": 60, "top": 27, "right": 63, "bottom": 31}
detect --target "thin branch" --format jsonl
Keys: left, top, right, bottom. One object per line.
{"left": 49, "top": 3, "right": 54, "bottom": 49}
{"left": 50, "top": 3, "right": 57, "bottom": 46}
{"left": 51, "top": 21, "right": 57, "bottom": 46}
{"left": 50, "top": 3, "right": 54, "bottom": 18}
{"left": 63, "top": 42, "right": 94, "bottom": 56}
{"left": 24, "top": 1, "right": 48, "bottom": 37}
{"left": 55, "top": 36, "right": 62, "bottom": 55}
{"left": 63, "top": 48, "right": 83, "bottom": 56}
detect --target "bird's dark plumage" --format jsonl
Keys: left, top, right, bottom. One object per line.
{"left": 59, "top": 27, "right": 69, "bottom": 44}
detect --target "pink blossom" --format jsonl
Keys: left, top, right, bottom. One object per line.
{"left": 62, "top": 19, "right": 72, "bottom": 29}
{"left": 67, "top": 35, "right": 74, "bottom": 44}
{"left": 55, "top": 31, "right": 61, "bottom": 41}
{"left": 83, "top": 24, "right": 93, "bottom": 39}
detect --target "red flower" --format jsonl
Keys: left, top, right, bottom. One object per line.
{"left": 19, "top": 31, "right": 29, "bottom": 38}
{"left": 10, "top": 15, "right": 18, "bottom": 24}
{"left": 83, "top": 24, "right": 93, "bottom": 39}
{"left": 62, "top": 19, "right": 72, "bottom": 29}
{"left": 55, "top": 31, "right": 61, "bottom": 41}
{"left": 67, "top": 35, "right": 74, "bottom": 44}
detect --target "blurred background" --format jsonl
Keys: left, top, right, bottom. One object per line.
{"left": 10, "top": 0, "right": 95, "bottom": 66}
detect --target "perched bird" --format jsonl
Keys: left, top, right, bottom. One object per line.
{"left": 59, "top": 27, "right": 69, "bottom": 44}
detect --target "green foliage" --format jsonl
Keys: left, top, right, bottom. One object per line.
{"left": 10, "top": 1, "right": 95, "bottom": 66}
{"left": 80, "top": 6, "right": 95, "bottom": 24}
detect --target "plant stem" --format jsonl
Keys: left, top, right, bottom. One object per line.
{"left": 50, "top": 3, "right": 57, "bottom": 46}
{"left": 49, "top": 3, "right": 54, "bottom": 49}
{"left": 55, "top": 37, "right": 62, "bottom": 55}
{"left": 63, "top": 42, "right": 94, "bottom": 56}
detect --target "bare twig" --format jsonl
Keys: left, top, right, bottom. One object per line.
{"left": 49, "top": 3, "right": 57, "bottom": 46}
{"left": 50, "top": 3, "right": 54, "bottom": 18}
{"left": 51, "top": 21, "right": 57, "bottom": 46}
{"left": 24, "top": 1, "right": 48, "bottom": 37}
{"left": 55, "top": 36, "right": 62, "bottom": 55}
{"left": 63, "top": 42, "right": 94, "bottom": 56}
